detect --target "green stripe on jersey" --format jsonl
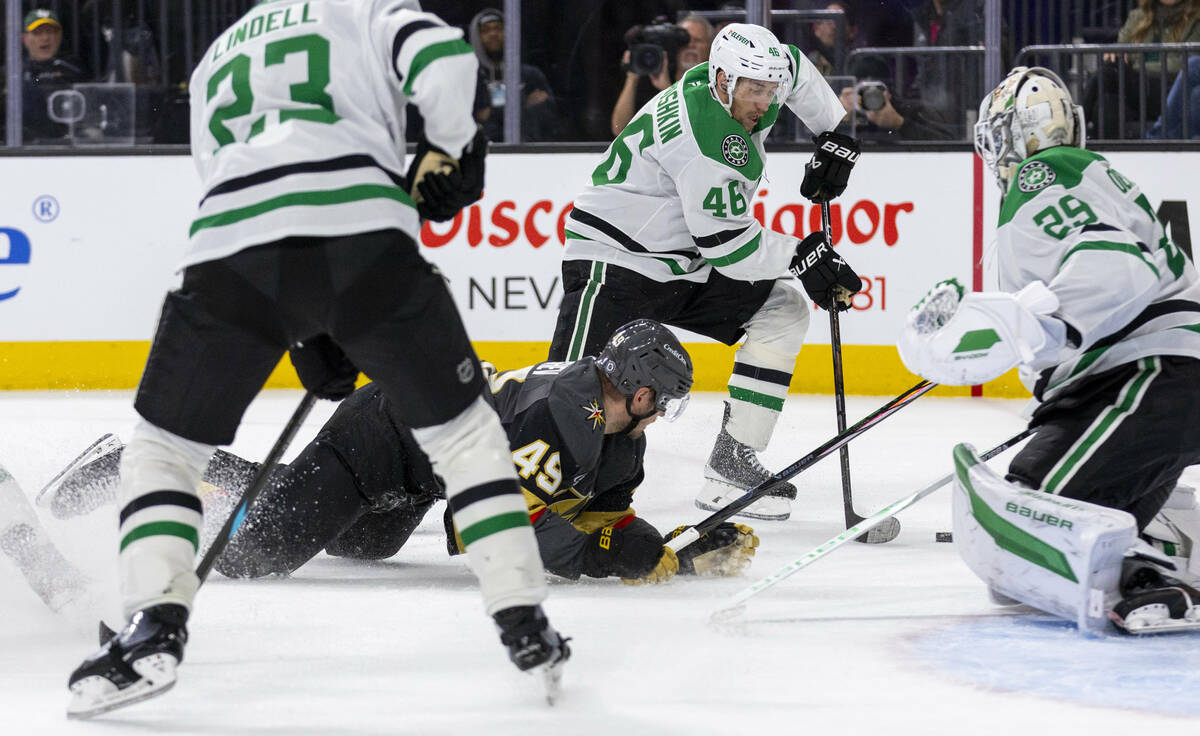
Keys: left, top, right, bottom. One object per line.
{"left": 190, "top": 184, "right": 415, "bottom": 236}
{"left": 403, "top": 39, "right": 473, "bottom": 96}
{"left": 459, "top": 511, "right": 532, "bottom": 547}
{"left": 120, "top": 521, "right": 199, "bottom": 552}
{"left": 705, "top": 233, "right": 761, "bottom": 267}
{"left": 1060, "top": 240, "right": 1159, "bottom": 278}
{"left": 728, "top": 385, "right": 785, "bottom": 412}
{"left": 998, "top": 147, "right": 1102, "bottom": 226}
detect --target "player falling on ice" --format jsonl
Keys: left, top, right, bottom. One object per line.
{"left": 66, "top": 0, "right": 567, "bottom": 718}
{"left": 900, "top": 66, "right": 1200, "bottom": 634}
{"left": 548, "top": 23, "right": 864, "bottom": 521}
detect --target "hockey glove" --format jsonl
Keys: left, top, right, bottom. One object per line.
{"left": 580, "top": 516, "right": 666, "bottom": 579}
{"left": 289, "top": 335, "right": 359, "bottom": 401}
{"left": 799, "top": 131, "right": 860, "bottom": 202}
{"left": 667, "top": 523, "right": 759, "bottom": 577}
{"left": 407, "top": 128, "right": 488, "bottom": 222}
{"left": 898, "top": 278, "right": 1064, "bottom": 386}
{"left": 621, "top": 547, "right": 680, "bottom": 586}
{"left": 790, "top": 231, "right": 863, "bottom": 312}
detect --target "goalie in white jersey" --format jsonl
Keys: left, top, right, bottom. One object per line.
{"left": 901, "top": 67, "right": 1200, "bottom": 635}
{"left": 549, "top": 23, "right": 864, "bottom": 521}
{"left": 66, "top": 0, "right": 567, "bottom": 718}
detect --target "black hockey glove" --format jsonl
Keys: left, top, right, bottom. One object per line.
{"left": 790, "top": 231, "right": 863, "bottom": 312}
{"left": 289, "top": 335, "right": 359, "bottom": 401}
{"left": 407, "top": 128, "right": 488, "bottom": 222}
{"left": 800, "top": 131, "right": 860, "bottom": 203}
{"left": 580, "top": 516, "right": 668, "bottom": 580}
{"left": 666, "top": 522, "right": 759, "bottom": 576}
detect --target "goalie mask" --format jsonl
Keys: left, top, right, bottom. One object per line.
{"left": 974, "top": 66, "right": 1085, "bottom": 193}
{"left": 708, "top": 23, "right": 793, "bottom": 116}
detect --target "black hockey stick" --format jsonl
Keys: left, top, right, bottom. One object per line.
{"left": 195, "top": 391, "right": 317, "bottom": 583}
{"left": 712, "top": 427, "right": 1036, "bottom": 619}
{"left": 821, "top": 200, "right": 900, "bottom": 545}
{"left": 666, "top": 380, "right": 936, "bottom": 554}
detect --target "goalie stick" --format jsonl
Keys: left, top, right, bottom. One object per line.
{"left": 195, "top": 391, "right": 316, "bottom": 583}
{"left": 823, "top": 202, "right": 899, "bottom": 545}
{"left": 711, "top": 427, "right": 1036, "bottom": 620}
{"left": 667, "top": 380, "right": 937, "bottom": 556}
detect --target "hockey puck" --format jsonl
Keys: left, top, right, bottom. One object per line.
{"left": 935, "top": 532, "right": 953, "bottom": 543}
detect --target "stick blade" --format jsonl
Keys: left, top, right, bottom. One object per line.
{"left": 857, "top": 516, "right": 901, "bottom": 544}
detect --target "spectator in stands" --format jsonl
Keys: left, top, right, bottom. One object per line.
{"left": 836, "top": 54, "right": 952, "bottom": 140}
{"left": 469, "top": 7, "right": 561, "bottom": 142}
{"left": 1086, "top": 0, "right": 1200, "bottom": 138}
{"left": 1148, "top": 55, "right": 1200, "bottom": 138}
{"left": 611, "top": 14, "right": 713, "bottom": 135}
{"left": 18, "top": 9, "right": 89, "bottom": 143}
{"left": 808, "top": 2, "right": 857, "bottom": 77}
{"left": 908, "top": 0, "right": 993, "bottom": 135}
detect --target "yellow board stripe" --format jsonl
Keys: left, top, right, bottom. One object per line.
{"left": 0, "top": 340, "right": 1030, "bottom": 397}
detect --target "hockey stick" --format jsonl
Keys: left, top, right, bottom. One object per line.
{"left": 822, "top": 201, "right": 899, "bottom": 545}
{"left": 195, "top": 391, "right": 317, "bottom": 583}
{"left": 711, "top": 427, "right": 1035, "bottom": 621}
{"left": 667, "top": 380, "right": 936, "bottom": 555}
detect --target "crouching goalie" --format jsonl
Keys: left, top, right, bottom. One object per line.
{"left": 899, "top": 67, "right": 1200, "bottom": 634}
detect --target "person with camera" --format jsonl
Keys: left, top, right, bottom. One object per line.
{"left": 553, "top": 23, "right": 862, "bottom": 521}
{"left": 838, "top": 55, "right": 952, "bottom": 141}
{"left": 610, "top": 14, "right": 713, "bottom": 135}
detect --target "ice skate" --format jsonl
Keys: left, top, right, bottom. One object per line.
{"left": 1110, "top": 563, "right": 1200, "bottom": 635}
{"left": 493, "top": 605, "right": 571, "bottom": 705}
{"left": 37, "top": 434, "right": 123, "bottom": 519}
{"left": 695, "top": 406, "right": 795, "bottom": 521}
{"left": 66, "top": 604, "right": 188, "bottom": 719}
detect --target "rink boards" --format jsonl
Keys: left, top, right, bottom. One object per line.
{"left": 0, "top": 150, "right": 1195, "bottom": 395}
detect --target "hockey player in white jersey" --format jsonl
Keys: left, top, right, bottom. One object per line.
{"left": 900, "top": 66, "right": 1200, "bottom": 634}
{"left": 66, "top": 0, "right": 567, "bottom": 718}
{"left": 549, "top": 23, "right": 863, "bottom": 521}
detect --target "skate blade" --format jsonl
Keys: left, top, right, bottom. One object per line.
{"left": 66, "top": 653, "right": 178, "bottom": 720}
{"left": 533, "top": 659, "right": 565, "bottom": 705}
{"left": 695, "top": 482, "right": 791, "bottom": 521}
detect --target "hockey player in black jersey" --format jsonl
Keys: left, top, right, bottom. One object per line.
{"left": 43, "top": 320, "right": 759, "bottom": 588}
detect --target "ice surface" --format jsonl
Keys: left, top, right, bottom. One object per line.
{"left": 1, "top": 389, "right": 1197, "bottom": 734}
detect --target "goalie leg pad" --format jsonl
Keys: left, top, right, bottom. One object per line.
{"left": 117, "top": 421, "right": 214, "bottom": 617}
{"left": 412, "top": 396, "right": 546, "bottom": 615}
{"left": 952, "top": 442, "right": 1137, "bottom": 633}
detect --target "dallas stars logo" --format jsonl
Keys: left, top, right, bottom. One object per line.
{"left": 582, "top": 398, "right": 605, "bottom": 430}
{"left": 1017, "top": 161, "right": 1056, "bottom": 192}
{"left": 722, "top": 134, "right": 749, "bottom": 167}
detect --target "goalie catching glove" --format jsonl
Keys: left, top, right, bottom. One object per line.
{"left": 898, "top": 278, "right": 1064, "bottom": 385}
{"left": 790, "top": 232, "right": 863, "bottom": 312}
{"left": 407, "top": 127, "right": 487, "bottom": 222}
{"left": 800, "top": 131, "right": 859, "bottom": 202}
{"left": 666, "top": 522, "right": 759, "bottom": 577}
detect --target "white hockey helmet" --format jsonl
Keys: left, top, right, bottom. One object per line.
{"left": 974, "top": 66, "right": 1086, "bottom": 191}
{"left": 708, "top": 23, "right": 793, "bottom": 115}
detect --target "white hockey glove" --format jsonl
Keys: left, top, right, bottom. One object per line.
{"left": 898, "top": 278, "right": 1060, "bottom": 386}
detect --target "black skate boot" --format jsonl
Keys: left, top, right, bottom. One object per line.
{"left": 493, "top": 605, "right": 570, "bottom": 703}
{"left": 66, "top": 604, "right": 189, "bottom": 719}
{"left": 695, "top": 403, "right": 795, "bottom": 521}
{"left": 1110, "top": 563, "right": 1200, "bottom": 635}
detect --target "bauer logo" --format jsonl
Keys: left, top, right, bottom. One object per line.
{"left": 0, "top": 228, "right": 32, "bottom": 301}
{"left": 722, "top": 135, "right": 749, "bottom": 167}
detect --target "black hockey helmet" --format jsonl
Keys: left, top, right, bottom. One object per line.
{"left": 597, "top": 319, "right": 693, "bottom": 421}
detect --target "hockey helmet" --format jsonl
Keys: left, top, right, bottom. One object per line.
{"left": 974, "top": 66, "right": 1085, "bottom": 192}
{"left": 708, "top": 23, "right": 792, "bottom": 115}
{"left": 597, "top": 319, "right": 693, "bottom": 421}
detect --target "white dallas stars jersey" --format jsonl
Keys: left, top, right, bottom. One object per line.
{"left": 185, "top": 0, "right": 477, "bottom": 267}
{"left": 996, "top": 146, "right": 1200, "bottom": 400}
{"left": 565, "top": 48, "right": 844, "bottom": 283}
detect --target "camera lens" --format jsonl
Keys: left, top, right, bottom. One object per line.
{"left": 860, "top": 85, "right": 886, "bottom": 111}
{"left": 630, "top": 44, "right": 665, "bottom": 76}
